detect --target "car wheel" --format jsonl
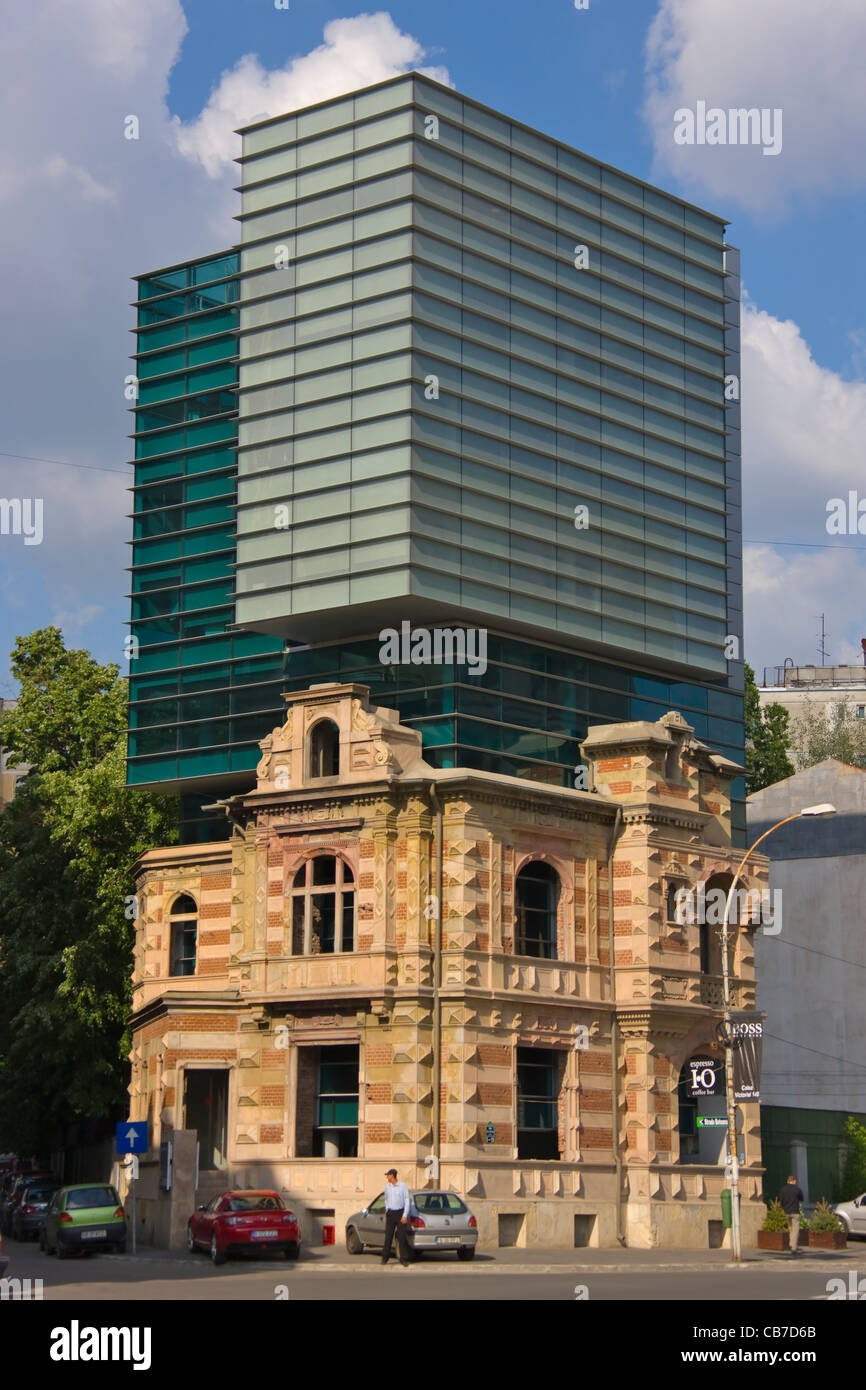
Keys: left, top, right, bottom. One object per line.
{"left": 284, "top": 1242, "right": 299, "bottom": 1261}
{"left": 346, "top": 1226, "right": 364, "bottom": 1255}
{"left": 457, "top": 1246, "right": 475, "bottom": 1261}
{"left": 187, "top": 1225, "right": 197, "bottom": 1253}
{"left": 210, "top": 1233, "right": 226, "bottom": 1266}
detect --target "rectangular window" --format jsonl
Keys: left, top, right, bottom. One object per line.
{"left": 516, "top": 1047, "right": 560, "bottom": 1160}
{"left": 313, "top": 1044, "right": 359, "bottom": 1158}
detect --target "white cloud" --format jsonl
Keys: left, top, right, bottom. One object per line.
{"left": 173, "top": 12, "right": 451, "bottom": 178}
{"left": 51, "top": 604, "right": 106, "bottom": 641}
{"left": 741, "top": 297, "right": 866, "bottom": 536}
{"left": 642, "top": 0, "right": 866, "bottom": 214}
{"left": 0, "top": 3, "right": 447, "bottom": 672}
{"left": 743, "top": 544, "right": 866, "bottom": 676}
{"left": 741, "top": 299, "right": 866, "bottom": 669}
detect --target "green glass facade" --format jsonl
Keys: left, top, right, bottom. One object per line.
{"left": 129, "top": 251, "right": 285, "bottom": 829}
{"left": 128, "top": 76, "right": 744, "bottom": 844}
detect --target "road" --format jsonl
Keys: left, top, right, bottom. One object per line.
{"left": 3, "top": 1232, "right": 865, "bottom": 1301}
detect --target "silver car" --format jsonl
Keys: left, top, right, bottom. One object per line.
{"left": 346, "top": 1189, "right": 478, "bottom": 1260}
{"left": 835, "top": 1192, "right": 866, "bottom": 1239}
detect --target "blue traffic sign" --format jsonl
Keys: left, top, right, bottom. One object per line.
{"left": 116, "top": 1121, "right": 148, "bottom": 1156}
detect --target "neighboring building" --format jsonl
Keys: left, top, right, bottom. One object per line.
{"left": 127, "top": 73, "right": 745, "bottom": 846}
{"left": 128, "top": 683, "right": 767, "bottom": 1251}
{"left": 758, "top": 664, "right": 866, "bottom": 727}
{"left": 750, "top": 758, "right": 866, "bottom": 1203}
{"left": 0, "top": 698, "right": 26, "bottom": 811}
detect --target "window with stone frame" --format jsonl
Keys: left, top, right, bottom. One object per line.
{"left": 515, "top": 860, "right": 560, "bottom": 959}
{"left": 664, "top": 878, "right": 690, "bottom": 926}
{"left": 169, "top": 893, "right": 197, "bottom": 976}
{"left": 288, "top": 856, "right": 355, "bottom": 955}
{"left": 309, "top": 719, "right": 340, "bottom": 778}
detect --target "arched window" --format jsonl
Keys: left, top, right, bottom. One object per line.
{"left": 169, "top": 894, "right": 197, "bottom": 977}
{"left": 309, "top": 720, "right": 340, "bottom": 778}
{"left": 289, "top": 857, "right": 354, "bottom": 955}
{"left": 703, "top": 873, "right": 738, "bottom": 976}
{"left": 515, "top": 861, "right": 560, "bottom": 959}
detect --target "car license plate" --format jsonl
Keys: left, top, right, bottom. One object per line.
{"left": 436, "top": 1236, "right": 460, "bottom": 1245}
{"left": 251, "top": 1230, "right": 278, "bottom": 1239}
{"left": 82, "top": 1230, "right": 107, "bottom": 1240}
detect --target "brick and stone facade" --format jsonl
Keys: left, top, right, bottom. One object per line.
{"left": 128, "top": 684, "right": 766, "bottom": 1250}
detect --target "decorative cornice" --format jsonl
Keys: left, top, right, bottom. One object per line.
{"left": 270, "top": 817, "right": 365, "bottom": 836}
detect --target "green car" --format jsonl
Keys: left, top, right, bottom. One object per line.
{"left": 40, "top": 1185, "right": 126, "bottom": 1258}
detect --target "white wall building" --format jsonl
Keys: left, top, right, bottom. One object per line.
{"left": 749, "top": 758, "right": 866, "bottom": 1204}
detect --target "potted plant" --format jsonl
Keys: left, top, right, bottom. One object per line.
{"left": 803, "top": 1198, "right": 847, "bottom": 1249}
{"left": 757, "top": 1199, "right": 790, "bottom": 1250}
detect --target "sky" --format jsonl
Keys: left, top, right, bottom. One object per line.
{"left": 1, "top": 0, "right": 865, "bottom": 698}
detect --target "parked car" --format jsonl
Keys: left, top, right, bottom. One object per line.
{"left": 40, "top": 1185, "right": 126, "bottom": 1258}
{"left": 346, "top": 1189, "right": 478, "bottom": 1260}
{"left": 188, "top": 1190, "right": 301, "bottom": 1266}
{"left": 2, "top": 1172, "right": 56, "bottom": 1235}
{"left": 12, "top": 1181, "right": 61, "bottom": 1241}
{"left": 834, "top": 1193, "right": 866, "bottom": 1239}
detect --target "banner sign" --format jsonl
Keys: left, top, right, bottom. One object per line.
{"left": 730, "top": 1013, "right": 763, "bottom": 1102}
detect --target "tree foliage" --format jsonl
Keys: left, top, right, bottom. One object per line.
{"left": 744, "top": 663, "right": 795, "bottom": 793}
{"left": 787, "top": 697, "right": 866, "bottom": 772}
{"left": 0, "top": 629, "right": 177, "bottom": 1154}
{"left": 841, "top": 1116, "right": 866, "bottom": 1199}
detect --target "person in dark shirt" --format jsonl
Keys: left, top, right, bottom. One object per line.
{"left": 778, "top": 1176, "right": 805, "bottom": 1254}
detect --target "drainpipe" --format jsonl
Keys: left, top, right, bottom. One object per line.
{"left": 427, "top": 781, "right": 443, "bottom": 1182}
{"left": 606, "top": 806, "right": 625, "bottom": 1245}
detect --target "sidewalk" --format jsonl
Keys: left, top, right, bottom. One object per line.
{"left": 122, "top": 1240, "right": 866, "bottom": 1275}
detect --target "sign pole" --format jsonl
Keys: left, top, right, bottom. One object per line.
{"left": 130, "top": 1164, "right": 136, "bottom": 1256}
{"left": 116, "top": 1121, "right": 147, "bottom": 1257}
{"left": 720, "top": 880, "right": 741, "bottom": 1263}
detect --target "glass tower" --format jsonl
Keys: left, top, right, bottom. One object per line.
{"left": 128, "top": 75, "right": 744, "bottom": 843}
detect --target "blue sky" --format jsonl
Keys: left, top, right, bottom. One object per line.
{"left": 1, "top": 0, "right": 865, "bottom": 698}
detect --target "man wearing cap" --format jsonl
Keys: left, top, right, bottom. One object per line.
{"left": 778, "top": 1175, "right": 805, "bottom": 1255}
{"left": 382, "top": 1168, "right": 411, "bottom": 1266}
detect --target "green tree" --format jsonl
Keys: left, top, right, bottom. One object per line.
{"left": 0, "top": 628, "right": 177, "bottom": 1154}
{"left": 744, "top": 663, "right": 795, "bottom": 792}
{"left": 788, "top": 697, "right": 866, "bottom": 771}
{"left": 841, "top": 1116, "right": 866, "bottom": 1198}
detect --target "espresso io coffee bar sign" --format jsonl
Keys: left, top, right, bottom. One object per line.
{"left": 687, "top": 1057, "right": 724, "bottom": 1097}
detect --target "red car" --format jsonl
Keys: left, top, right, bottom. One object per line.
{"left": 187, "top": 1190, "right": 301, "bottom": 1265}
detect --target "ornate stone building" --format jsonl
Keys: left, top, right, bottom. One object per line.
{"left": 128, "top": 682, "right": 766, "bottom": 1250}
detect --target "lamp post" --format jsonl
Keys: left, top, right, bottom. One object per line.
{"left": 720, "top": 802, "right": 835, "bottom": 1264}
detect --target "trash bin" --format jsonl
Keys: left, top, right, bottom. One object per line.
{"left": 322, "top": 1223, "right": 335, "bottom": 1245}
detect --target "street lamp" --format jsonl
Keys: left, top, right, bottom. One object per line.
{"left": 720, "top": 801, "right": 836, "bottom": 1264}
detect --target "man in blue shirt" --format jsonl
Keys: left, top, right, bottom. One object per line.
{"left": 382, "top": 1168, "right": 411, "bottom": 1266}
